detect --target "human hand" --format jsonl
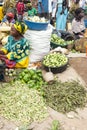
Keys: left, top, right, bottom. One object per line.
{"left": 0, "top": 51, "right": 5, "bottom": 55}
{"left": 0, "top": 54, "right": 3, "bottom": 59}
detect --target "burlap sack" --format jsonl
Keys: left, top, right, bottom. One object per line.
{"left": 74, "top": 37, "right": 87, "bottom": 53}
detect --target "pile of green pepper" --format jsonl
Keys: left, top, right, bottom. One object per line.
{"left": 18, "top": 69, "right": 45, "bottom": 90}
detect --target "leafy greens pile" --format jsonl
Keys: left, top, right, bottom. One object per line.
{"left": 42, "top": 80, "right": 87, "bottom": 113}
{"left": 0, "top": 81, "right": 48, "bottom": 124}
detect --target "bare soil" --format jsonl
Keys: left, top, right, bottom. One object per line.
{"left": 69, "top": 57, "right": 87, "bottom": 85}
{"left": 0, "top": 57, "right": 87, "bottom": 130}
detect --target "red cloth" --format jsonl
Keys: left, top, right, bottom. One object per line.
{"left": 16, "top": 2, "right": 25, "bottom": 15}
{"left": 0, "top": 57, "right": 16, "bottom": 68}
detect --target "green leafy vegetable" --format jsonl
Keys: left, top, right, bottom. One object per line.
{"left": 42, "top": 80, "right": 87, "bottom": 113}
{"left": 0, "top": 81, "right": 48, "bottom": 124}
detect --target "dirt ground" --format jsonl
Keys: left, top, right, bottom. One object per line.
{"left": 69, "top": 57, "right": 87, "bottom": 85}
{"left": 0, "top": 56, "right": 87, "bottom": 130}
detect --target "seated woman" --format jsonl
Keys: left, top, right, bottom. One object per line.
{"left": 0, "top": 21, "right": 30, "bottom": 68}
{"left": 72, "top": 7, "right": 86, "bottom": 39}
{"left": 2, "top": 12, "right": 15, "bottom": 23}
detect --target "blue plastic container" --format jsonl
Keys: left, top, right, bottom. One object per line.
{"left": 84, "top": 19, "right": 87, "bottom": 28}
{"left": 24, "top": 20, "right": 49, "bottom": 30}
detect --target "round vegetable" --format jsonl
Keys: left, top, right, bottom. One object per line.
{"left": 43, "top": 52, "right": 68, "bottom": 68}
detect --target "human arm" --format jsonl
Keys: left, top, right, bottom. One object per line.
{"left": 0, "top": 54, "right": 7, "bottom": 59}
{"left": 33, "top": 8, "right": 37, "bottom": 15}
{"left": 0, "top": 36, "right": 10, "bottom": 55}
{"left": 0, "top": 50, "right": 5, "bottom": 55}
{"left": 0, "top": 45, "right": 7, "bottom": 59}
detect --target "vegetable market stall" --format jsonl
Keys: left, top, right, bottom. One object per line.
{"left": 0, "top": 16, "right": 87, "bottom": 130}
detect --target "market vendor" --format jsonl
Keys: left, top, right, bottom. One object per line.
{"left": 0, "top": 21, "right": 30, "bottom": 68}
{"left": 27, "top": 3, "right": 37, "bottom": 16}
{"left": 1, "top": 12, "right": 15, "bottom": 25}
{"left": 72, "top": 7, "right": 86, "bottom": 39}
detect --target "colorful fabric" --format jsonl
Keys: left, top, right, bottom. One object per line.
{"left": 0, "top": 6, "right": 4, "bottom": 21}
{"left": 27, "top": 3, "right": 32, "bottom": 7}
{"left": 69, "top": 2, "right": 79, "bottom": 15}
{"left": 0, "top": 57, "right": 16, "bottom": 68}
{"left": 56, "top": 0, "right": 68, "bottom": 30}
{"left": 14, "top": 21, "right": 28, "bottom": 34}
{"left": 16, "top": 2, "right": 24, "bottom": 15}
{"left": 1, "top": 36, "right": 30, "bottom": 68}
{"left": 3, "top": 0, "right": 16, "bottom": 15}
{"left": 6, "top": 12, "right": 14, "bottom": 18}
{"left": 79, "top": 0, "right": 86, "bottom": 9}
{"left": 28, "top": 8, "right": 37, "bottom": 16}
{"left": 2, "top": 16, "right": 15, "bottom": 23}
{"left": 72, "top": 18, "right": 85, "bottom": 33}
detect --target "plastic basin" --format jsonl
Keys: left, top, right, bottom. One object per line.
{"left": 24, "top": 20, "right": 49, "bottom": 30}
{"left": 84, "top": 20, "right": 87, "bottom": 28}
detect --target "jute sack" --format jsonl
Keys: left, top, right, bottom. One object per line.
{"left": 74, "top": 37, "right": 87, "bottom": 53}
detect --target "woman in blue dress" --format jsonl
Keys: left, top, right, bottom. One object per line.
{"left": 56, "top": 0, "right": 69, "bottom": 30}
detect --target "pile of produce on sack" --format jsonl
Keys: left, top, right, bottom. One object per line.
{"left": 28, "top": 16, "right": 48, "bottom": 23}
{"left": 24, "top": 15, "right": 52, "bottom": 63}
{"left": 24, "top": 24, "right": 52, "bottom": 63}
{"left": 74, "top": 37, "right": 87, "bottom": 53}
{"left": 24, "top": 16, "right": 49, "bottom": 30}
{"left": 51, "top": 33, "right": 74, "bottom": 50}
{"left": 4, "top": 68, "right": 20, "bottom": 82}
{"left": 0, "top": 22, "right": 11, "bottom": 45}
{"left": 0, "top": 80, "right": 48, "bottom": 124}
{"left": 18, "top": 69, "right": 45, "bottom": 90}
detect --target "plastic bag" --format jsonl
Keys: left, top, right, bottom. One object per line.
{"left": 24, "top": 24, "right": 52, "bottom": 63}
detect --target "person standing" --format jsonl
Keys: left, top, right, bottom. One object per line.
{"left": 69, "top": 0, "right": 80, "bottom": 21}
{"left": 52, "top": 0, "right": 57, "bottom": 18}
{"left": 2, "top": 12, "right": 15, "bottom": 24}
{"left": 38, "top": 0, "right": 52, "bottom": 19}
{"left": 50, "top": 0, "right": 57, "bottom": 26}
{"left": 16, "top": 0, "right": 25, "bottom": 21}
{"left": 79, "top": 0, "right": 86, "bottom": 9}
{"left": 56, "top": 0, "right": 69, "bottom": 30}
